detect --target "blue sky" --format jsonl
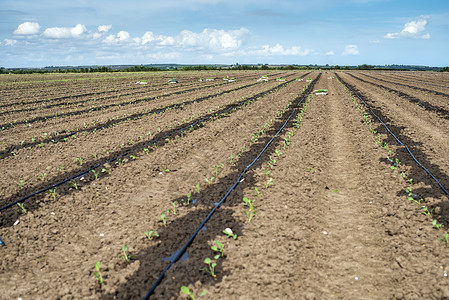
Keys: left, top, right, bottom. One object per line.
{"left": 0, "top": 0, "right": 448, "bottom": 68}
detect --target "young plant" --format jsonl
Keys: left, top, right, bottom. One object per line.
{"left": 92, "top": 169, "right": 100, "bottom": 180}
{"left": 204, "top": 177, "right": 215, "bottom": 184}
{"left": 211, "top": 240, "right": 224, "bottom": 259}
{"left": 37, "top": 172, "right": 47, "bottom": 181}
{"left": 433, "top": 219, "right": 444, "bottom": 230}
{"left": 118, "top": 244, "right": 133, "bottom": 263}
{"left": 101, "top": 168, "right": 111, "bottom": 175}
{"left": 17, "top": 202, "right": 27, "bottom": 214}
{"left": 195, "top": 184, "right": 201, "bottom": 194}
{"left": 75, "top": 157, "right": 83, "bottom": 165}
{"left": 265, "top": 177, "right": 274, "bottom": 189}
{"left": 186, "top": 193, "right": 192, "bottom": 205}
{"left": 172, "top": 201, "right": 177, "bottom": 215}
{"left": 70, "top": 180, "right": 78, "bottom": 190}
{"left": 47, "top": 188, "right": 56, "bottom": 200}
{"left": 144, "top": 230, "right": 159, "bottom": 240}
{"left": 422, "top": 206, "right": 433, "bottom": 216}
{"left": 94, "top": 261, "right": 104, "bottom": 287}
{"left": 223, "top": 228, "right": 237, "bottom": 240}
{"left": 253, "top": 187, "right": 262, "bottom": 198}
{"left": 159, "top": 213, "right": 167, "bottom": 227}
{"left": 243, "top": 196, "right": 257, "bottom": 223}
{"left": 441, "top": 233, "right": 449, "bottom": 245}
{"left": 17, "top": 180, "right": 24, "bottom": 189}
{"left": 200, "top": 257, "right": 217, "bottom": 278}
{"left": 181, "top": 286, "right": 206, "bottom": 300}
{"left": 212, "top": 163, "right": 224, "bottom": 177}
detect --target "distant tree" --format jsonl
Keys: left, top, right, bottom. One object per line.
{"left": 440, "top": 66, "right": 449, "bottom": 72}
{"left": 357, "top": 64, "right": 375, "bottom": 70}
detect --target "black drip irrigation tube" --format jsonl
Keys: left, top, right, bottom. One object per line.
{"left": 142, "top": 74, "right": 320, "bottom": 299}
{"left": 335, "top": 73, "right": 449, "bottom": 197}
{"left": 0, "top": 74, "right": 307, "bottom": 214}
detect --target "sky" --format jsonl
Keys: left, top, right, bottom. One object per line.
{"left": 0, "top": 0, "right": 448, "bottom": 68}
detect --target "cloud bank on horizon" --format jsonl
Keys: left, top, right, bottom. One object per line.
{"left": 0, "top": 0, "right": 447, "bottom": 67}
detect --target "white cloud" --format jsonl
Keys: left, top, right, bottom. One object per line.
{"left": 98, "top": 25, "right": 112, "bottom": 33}
{"left": 342, "top": 45, "right": 359, "bottom": 56}
{"left": 14, "top": 22, "right": 40, "bottom": 35}
{"left": 43, "top": 24, "right": 87, "bottom": 38}
{"left": 4, "top": 39, "right": 17, "bottom": 46}
{"left": 135, "top": 31, "right": 175, "bottom": 46}
{"left": 385, "top": 16, "right": 430, "bottom": 39}
{"left": 178, "top": 28, "right": 249, "bottom": 50}
{"left": 250, "top": 43, "right": 310, "bottom": 56}
{"left": 325, "top": 50, "right": 335, "bottom": 56}
{"left": 117, "top": 31, "right": 130, "bottom": 41}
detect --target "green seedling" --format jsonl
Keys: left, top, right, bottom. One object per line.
{"left": 433, "top": 219, "right": 444, "bottom": 230}
{"left": 159, "top": 213, "right": 167, "bottom": 227}
{"left": 204, "top": 177, "right": 215, "bottom": 184}
{"left": 157, "top": 127, "right": 161, "bottom": 133}
{"left": 75, "top": 157, "right": 83, "bottom": 165}
{"left": 57, "top": 165, "right": 65, "bottom": 172}
{"left": 130, "top": 155, "right": 137, "bottom": 160}
{"left": 144, "top": 230, "right": 159, "bottom": 240}
{"left": 181, "top": 286, "right": 206, "bottom": 300}
{"left": 195, "top": 184, "right": 201, "bottom": 194}
{"left": 243, "top": 196, "right": 257, "bottom": 223}
{"left": 265, "top": 177, "right": 274, "bottom": 189}
{"left": 253, "top": 187, "right": 262, "bottom": 198}
{"left": 94, "top": 261, "right": 104, "bottom": 287}
{"left": 200, "top": 257, "right": 217, "bottom": 277}
{"left": 71, "top": 180, "right": 78, "bottom": 190}
{"left": 172, "top": 201, "right": 177, "bottom": 215}
{"left": 212, "top": 163, "right": 224, "bottom": 176}
{"left": 17, "top": 202, "right": 27, "bottom": 214}
{"left": 118, "top": 244, "right": 133, "bottom": 263}
{"left": 441, "top": 233, "right": 449, "bottom": 245}
{"left": 101, "top": 168, "right": 111, "bottom": 175}
{"left": 223, "top": 228, "right": 237, "bottom": 239}
{"left": 211, "top": 240, "right": 224, "bottom": 259}
{"left": 17, "top": 180, "right": 24, "bottom": 189}
{"left": 47, "top": 188, "right": 56, "bottom": 200}
{"left": 37, "top": 172, "right": 46, "bottom": 181}
{"left": 229, "top": 155, "right": 234, "bottom": 164}
{"left": 143, "top": 148, "right": 150, "bottom": 155}
{"left": 92, "top": 169, "right": 100, "bottom": 180}
{"left": 422, "top": 206, "right": 433, "bottom": 216}
{"left": 186, "top": 193, "right": 192, "bottom": 205}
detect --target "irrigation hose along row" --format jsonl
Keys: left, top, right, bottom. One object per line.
{"left": 335, "top": 73, "right": 449, "bottom": 196}
{"left": 142, "top": 74, "right": 320, "bottom": 299}
{"left": 0, "top": 74, "right": 308, "bottom": 214}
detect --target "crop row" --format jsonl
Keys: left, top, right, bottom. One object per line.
{"left": 346, "top": 73, "right": 449, "bottom": 118}
{"left": 0, "top": 73, "right": 312, "bottom": 213}
{"left": 0, "top": 73, "right": 306, "bottom": 161}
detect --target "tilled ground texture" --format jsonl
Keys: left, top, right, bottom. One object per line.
{"left": 1, "top": 70, "right": 448, "bottom": 299}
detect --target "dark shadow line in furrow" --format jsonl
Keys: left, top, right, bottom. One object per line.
{"left": 140, "top": 74, "right": 320, "bottom": 300}
{"left": 336, "top": 72, "right": 449, "bottom": 197}
{"left": 0, "top": 73, "right": 310, "bottom": 159}
{"left": 347, "top": 73, "right": 449, "bottom": 119}
{"left": 0, "top": 74, "right": 309, "bottom": 218}
{"left": 359, "top": 72, "right": 449, "bottom": 98}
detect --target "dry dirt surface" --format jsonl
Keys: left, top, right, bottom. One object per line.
{"left": 1, "top": 70, "right": 449, "bottom": 299}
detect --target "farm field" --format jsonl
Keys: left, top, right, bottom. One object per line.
{"left": 1, "top": 70, "right": 449, "bottom": 299}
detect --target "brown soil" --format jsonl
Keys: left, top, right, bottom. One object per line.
{"left": 1, "top": 71, "right": 448, "bottom": 299}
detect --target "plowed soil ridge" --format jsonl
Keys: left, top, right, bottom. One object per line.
{"left": 1, "top": 71, "right": 449, "bottom": 299}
